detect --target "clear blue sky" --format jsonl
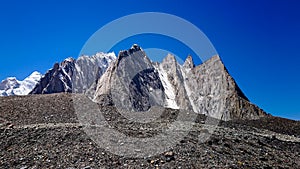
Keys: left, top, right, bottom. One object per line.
{"left": 0, "top": 0, "right": 299, "bottom": 120}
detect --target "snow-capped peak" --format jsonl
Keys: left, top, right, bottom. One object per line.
{"left": 64, "top": 57, "right": 75, "bottom": 63}
{"left": 27, "top": 71, "right": 43, "bottom": 80}
{"left": 131, "top": 44, "right": 143, "bottom": 52}
{"left": 0, "top": 77, "right": 19, "bottom": 91}
{"left": 6, "top": 77, "right": 18, "bottom": 81}
{"left": 0, "top": 71, "right": 42, "bottom": 96}
{"left": 95, "top": 52, "right": 116, "bottom": 60}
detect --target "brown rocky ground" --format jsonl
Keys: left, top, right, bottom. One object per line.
{"left": 0, "top": 93, "right": 299, "bottom": 168}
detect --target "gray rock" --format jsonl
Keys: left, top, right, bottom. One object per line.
{"left": 94, "top": 45, "right": 266, "bottom": 121}
{"left": 0, "top": 93, "right": 298, "bottom": 168}
{"left": 94, "top": 45, "right": 165, "bottom": 111}
{"left": 30, "top": 53, "right": 116, "bottom": 97}
{"left": 180, "top": 55, "right": 266, "bottom": 120}
{"left": 30, "top": 58, "right": 75, "bottom": 94}
{"left": 72, "top": 52, "right": 116, "bottom": 97}
{"left": 26, "top": 44, "right": 266, "bottom": 121}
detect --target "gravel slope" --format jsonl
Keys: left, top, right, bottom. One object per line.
{"left": 0, "top": 93, "right": 299, "bottom": 168}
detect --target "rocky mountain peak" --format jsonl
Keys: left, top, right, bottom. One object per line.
{"left": 198, "top": 55, "right": 249, "bottom": 101}
{"left": 30, "top": 60, "right": 73, "bottom": 94}
{"left": 30, "top": 52, "right": 116, "bottom": 96}
{"left": 183, "top": 55, "right": 195, "bottom": 69}
{"left": 163, "top": 53, "right": 176, "bottom": 63}
{"left": 94, "top": 46, "right": 266, "bottom": 120}
{"left": 53, "top": 63, "right": 60, "bottom": 70}
{"left": 117, "top": 44, "right": 146, "bottom": 63}
{"left": 29, "top": 71, "right": 43, "bottom": 78}
{"left": 160, "top": 54, "right": 178, "bottom": 73}
{"left": 61, "top": 57, "right": 76, "bottom": 68}
{"left": 94, "top": 45, "right": 163, "bottom": 110}
{"left": 129, "top": 44, "right": 142, "bottom": 53}
{"left": 63, "top": 57, "right": 75, "bottom": 63}
{"left": 199, "top": 55, "right": 223, "bottom": 69}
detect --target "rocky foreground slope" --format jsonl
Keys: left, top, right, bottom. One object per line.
{"left": 0, "top": 93, "right": 299, "bottom": 168}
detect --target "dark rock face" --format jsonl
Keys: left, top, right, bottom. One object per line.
{"left": 30, "top": 59, "right": 75, "bottom": 94}
{"left": 129, "top": 68, "right": 164, "bottom": 111}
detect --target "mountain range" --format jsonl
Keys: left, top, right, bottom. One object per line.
{"left": 1, "top": 45, "right": 299, "bottom": 168}
{"left": 0, "top": 44, "right": 266, "bottom": 121}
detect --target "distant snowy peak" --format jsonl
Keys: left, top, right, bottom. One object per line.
{"left": 0, "top": 71, "right": 42, "bottom": 96}
{"left": 27, "top": 71, "right": 43, "bottom": 81}
{"left": 14, "top": 71, "right": 43, "bottom": 95}
{"left": 0, "top": 77, "right": 19, "bottom": 90}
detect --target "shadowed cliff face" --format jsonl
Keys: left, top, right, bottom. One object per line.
{"left": 94, "top": 45, "right": 266, "bottom": 121}
{"left": 94, "top": 45, "right": 165, "bottom": 112}
{"left": 129, "top": 68, "right": 165, "bottom": 111}
{"left": 30, "top": 60, "right": 75, "bottom": 94}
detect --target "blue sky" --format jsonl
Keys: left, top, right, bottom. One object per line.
{"left": 0, "top": 0, "right": 299, "bottom": 120}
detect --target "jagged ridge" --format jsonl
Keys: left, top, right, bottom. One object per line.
{"left": 94, "top": 44, "right": 266, "bottom": 121}
{"left": 30, "top": 52, "right": 116, "bottom": 96}
{"left": 1, "top": 44, "right": 267, "bottom": 121}
{"left": 0, "top": 71, "right": 42, "bottom": 96}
